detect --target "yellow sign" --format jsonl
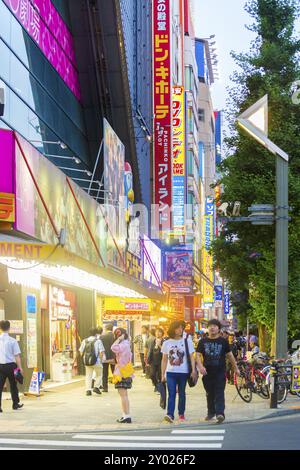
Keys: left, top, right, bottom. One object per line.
{"left": 105, "top": 297, "right": 152, "bottom": 312}
{"left": 291, "top": 365, "right": 300, "bottom": 392}
{"left": 0, "top": 192, "right": 15, "bottom": 223}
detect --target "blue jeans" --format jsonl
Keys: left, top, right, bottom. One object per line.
{"left": 166, "top": 372, "right": 189, "bottom": 419}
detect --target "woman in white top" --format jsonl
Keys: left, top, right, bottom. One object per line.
{"left": 161, "top": 321, "right": 197, "bottom": 423}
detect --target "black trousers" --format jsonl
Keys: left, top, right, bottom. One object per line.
{"left": 0, "top": 363, "right": 20, "bottom": 409}
{"left": 139, "top": 353, "right": 146, "bottom": 374}
{"left": 102, "top": 363, "right": 115, "bottom": 390}
{"left": 202, "top": 371, "right": 226, "bottom": 417}
{"left": 150, "top": 362, "right": 162, "bottom": 388}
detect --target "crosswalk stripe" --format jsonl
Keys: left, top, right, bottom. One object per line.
{"left": 0, "top": 439, "right": 222, "bottom": 449}
{"left": 72, "top": 434, "right": 224, "bottom": 442}
{"left": 172, "top": 430, "right": 226, "bottom": 435}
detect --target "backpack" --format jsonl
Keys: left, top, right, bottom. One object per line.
{"left": 82, "top": 339, "right": 98, "bottom": 366}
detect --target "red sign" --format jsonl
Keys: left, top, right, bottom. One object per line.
{"left": 153, "top": 0, "right": 172, "bottom": 232}
{"left": 0, "top": 193, "right": 15, "bottom": 222}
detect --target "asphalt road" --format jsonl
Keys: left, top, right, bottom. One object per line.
{"left": 0, "top": 414, "right": 299, "bottom": 451}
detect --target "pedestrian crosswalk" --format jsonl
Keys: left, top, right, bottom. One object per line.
{"left": 0, "top": 429, "right": 226, "bottom": 450}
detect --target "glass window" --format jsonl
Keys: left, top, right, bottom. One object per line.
{"left": 198, "top": 108, "right": 205, "bottom": 122}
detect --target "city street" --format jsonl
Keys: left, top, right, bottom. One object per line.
{"left": 0, "top": 415, "right": 299, "bottom": 451}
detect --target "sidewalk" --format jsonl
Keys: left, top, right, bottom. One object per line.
{"left": 1, "top": 372, "right": 300, "bottom": 434}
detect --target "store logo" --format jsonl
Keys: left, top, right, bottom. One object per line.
{"left": 0, "top": 193, "right": 15, "bottom": 222}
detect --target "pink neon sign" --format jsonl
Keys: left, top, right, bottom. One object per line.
{"left": 3, "top": 0, "right": 81, "bottom": 100}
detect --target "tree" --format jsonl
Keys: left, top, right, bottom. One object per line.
{"left": 213, "top": 0, "right": 300, "bottom": 351}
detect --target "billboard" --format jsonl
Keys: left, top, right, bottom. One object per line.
{"left": 142, "top": 235, "right": 162, "bottom": 287}
{"left": 3, "top": 0, "right": 81, "bottom": 100}
{"left": 203, "top": 197, "right": 214, "bottom": 305}
{"left": 172, "top": 86, "right": 185, "bottom": 236}
{"left": 164, "top": 246, "right": 193, "bottom": 294}
{"left": 103, "top": 119, "right": 126, "bottom": 270}
{"left": 153, "top": 0, "right": 172, "bottom": 232}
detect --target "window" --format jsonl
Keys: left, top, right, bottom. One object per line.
{"left": 198, "top": 108, "right": 205, "bottom": 122}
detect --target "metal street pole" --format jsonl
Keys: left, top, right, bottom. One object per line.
{"left": 275, "top": 155, "right": 289, "bottom": 358}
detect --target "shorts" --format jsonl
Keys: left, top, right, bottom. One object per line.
{"left": 114, "top": 377, "right": 133, "bottom": 390}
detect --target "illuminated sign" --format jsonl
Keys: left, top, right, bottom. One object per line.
{"left": 203, "top": 197, "right": 214, "bottom": 305}
{"left": 153, "top": 0, "right": 172, "bottom": 232}
{"left": 172, "top": 86, "right": 185, "bottom": 235}
{"left": 105, "top": 297, "right": 152, "bottom": 314}
{"left": 142, "top": 235, "right": 162, "bottom": 287}
{"left": 0, "top": 192, "right": 15, "bottom": 222}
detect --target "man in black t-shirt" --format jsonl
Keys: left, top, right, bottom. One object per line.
{"left": 196, "top": 319, "right": 240, "bottom": 423}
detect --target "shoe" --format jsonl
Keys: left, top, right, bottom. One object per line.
{"left": 178, "top": 415, "right": 186, "bottom": 422}
{"left": 216, "top": 414, "right": 225, "bottom": 424}
{"left": 163, "top": 415, "right": 174, "bottom": 424}
{"left": 204, "top": 415, "right": 215, "bottom": 421}
{"left": 102, "top": 389, "right": 108, "bottom": 393}
{"left": 86, "top": 391, "right": 92, "bottom": 396}
{"left": 117, "top": 417, "right": 132, "bottom": 424}
{"left": 99, "top": 386, "right": 104, "bottom": 390}
{"left": 93, "top": 388, "right": 102, "bottom": 395}
{"left": 12, "top": 404, "right": 24, "bottom": 410}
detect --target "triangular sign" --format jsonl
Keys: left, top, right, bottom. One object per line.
{"left": 239, "top": 95, "right": 268, "bottom": 137}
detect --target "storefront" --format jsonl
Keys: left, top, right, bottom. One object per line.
{"left": 41, "top": 283, "right": 78, "bottom": 381}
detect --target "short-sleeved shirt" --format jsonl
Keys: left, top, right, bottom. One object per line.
{"left": 197, "top": 336, "right": 231, "bottom": 372}
{"left": 79, "top": 336, "right": 105, "bottom": 366}
{"left": 161, "top": 336, "right": 195, "bottom": 374}
{"left": 0, "top": 333, "right": 21, "bottom": 364}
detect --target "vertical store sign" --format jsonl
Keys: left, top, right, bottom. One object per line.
{"left": 224, "top": 291, "right": 230, "bottom": 315}
{"left": 26, "top": 294, "right": 38, "bottom": 369}
{"left": 153, "top": 0, "right": 172, "bottom": 232}
{"left": 172, "top": 86, "right": 185, "bottom": 236}
{"left": 203, "top": 197, "right": 214, "bottom": 305}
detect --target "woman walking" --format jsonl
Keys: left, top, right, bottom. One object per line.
{"left": 111, "top": 328, "right": 134, "bottom": 424}
{"left": 161, "top": 321, "right": 197, "bottom": 423}
{"left": 148, "top": 327, "right": 165, "bottom": 391}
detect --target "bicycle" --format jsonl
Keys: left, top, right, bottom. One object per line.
{"left": 234, "top": 357, "right": 269, "bottom": 403}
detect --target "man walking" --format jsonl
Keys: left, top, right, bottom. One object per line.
{"left": 79, "top": 328, "right": 105, "bottom": 396}
{"left": 100, "top": 323, "right": 116, "bottom": 393}
{"left": 196, "top": 319, "right": 240, "bottom": 424}
{"left": 0, "top": 320, "right": 24, "bottom": 412}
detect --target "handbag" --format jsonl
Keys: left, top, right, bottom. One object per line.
{"left": 14, "top": 368, "right": 24, "bottom": 385}
{"left": 184, "top": 337, "right": 198, "bottom": 388}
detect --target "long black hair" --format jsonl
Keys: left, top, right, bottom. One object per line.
{"left": 167, "top": 321, "right": 184, "bottom": 339}
{"left": 114, "top": 327, "right": 129, "bottom": 340}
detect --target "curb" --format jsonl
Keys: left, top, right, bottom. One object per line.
{"left": 1, "top": 407, "right": 299, "bottom": 436}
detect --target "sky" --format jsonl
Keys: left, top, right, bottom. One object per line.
{"left": 191, "top": 0, "right": 256, "bottom": 111}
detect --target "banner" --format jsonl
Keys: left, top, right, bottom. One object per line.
{"left": 165, "top": 247, "right": 193, "bottom": 294}
{"left": 153, "top": 0, "right": 172, "bottom": 232}
{"left": 172, "top": 86, "right": 185, "bottom": 236}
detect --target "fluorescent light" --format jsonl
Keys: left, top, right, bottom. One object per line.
{"left": 3, "top": 258, "right": 147, "bottom": 298}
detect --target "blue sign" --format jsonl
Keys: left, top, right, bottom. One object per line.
{"left": 205, "top": 197, "right": 214, "bottom": 216}
{"left": 214, "top": 286, "right": 223, "bottom": 301}
{"left": 224, "top": 292, "right": 230, "bottom": 315}
{"left": 26, "top": 295, "right": 37, "bottom": 315}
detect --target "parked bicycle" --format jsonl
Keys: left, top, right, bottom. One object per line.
{"left": 234, "top": 354, "right": 269, "bottom": 403}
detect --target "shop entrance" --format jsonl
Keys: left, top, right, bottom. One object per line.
{"left": 41, "top": 284, "right": 78, "bottom": 382}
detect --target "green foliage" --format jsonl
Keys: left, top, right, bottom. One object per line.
{"left": 213, "top": 0, "right": 300, "bottom": 340}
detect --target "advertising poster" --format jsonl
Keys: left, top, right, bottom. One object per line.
{"left": 291, "top": 366, "right": 300, "bottom": 392}
{"left": 14, "top": 133, "right": 107, "bottom": 267}
{"left": 165, "top": 247, "right": 193, "bottom": 294}
{"left": 103, "top": 119, "right": 126, "bottom": 271}
{"left": 153, "top": 0, "right": 172, "bottom": 232}
{"left": 172, "top": 86, "right": 185, "bottom": 236}
{"left": 203, "top": 197, "right": 215, "bottom": 306}
{"left": 142, "top": 235, "right": 162, "bottom": 287}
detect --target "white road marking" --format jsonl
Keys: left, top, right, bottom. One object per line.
{"left": 172, "top": 429, "right": 226, "bottom": 434}
{"left": 72, "top": 434, "right": 224, "bottom": 441}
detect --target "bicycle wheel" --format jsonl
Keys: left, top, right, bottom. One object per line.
{"left": 235, "top": 372, "right": 252, "bottom": 403}
{"left": 255, "top": 371, "right": 270, "bottom": 399}
{"left": 277, "top": 376, "right": 288, "bottom": 404}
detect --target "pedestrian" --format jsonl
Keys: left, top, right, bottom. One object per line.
{"left": 161, "top": 320, "right": 197, "bottom": 424}
{"left": 250, "top": 337, "right": 260, "bottom": 356}
{"left": 148, "top": 327, "right": 164, "bottom": 392}
{"left": 111, "top": 328, "right": 134, "bottom": 424}
{"left": 100, "top": 323, "right": 116, "bottom": 392}
{"left": 79, "top": 327, "right": 105, "bottom": 396}
{"left": 0, "top": 320, "right": 24, "bottom": 412}
{"left": 91, "top": 326, "right": 104, "bottom": 390}
{"left": 133, "top": 325, "right": 149, "bottom": 376}
{"left": 145, "top": 327, "right": 156, "bottom": 378}
{"left": 196, "top": 319, "right": 240, "bottom": 424}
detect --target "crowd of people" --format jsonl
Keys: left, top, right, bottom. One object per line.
{"left": 0, "top": 318, "right": 263, "bottom": 425}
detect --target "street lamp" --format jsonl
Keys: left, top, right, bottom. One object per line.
{"left": 237, "top": 95, "right": 289, "bottom": 358}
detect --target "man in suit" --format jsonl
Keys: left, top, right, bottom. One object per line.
{"left": 100, "top": 323, "right": 116, "bottom": 392}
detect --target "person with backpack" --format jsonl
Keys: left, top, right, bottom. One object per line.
{"left": 79, "top": 328, "right": 105, "bottom": 396}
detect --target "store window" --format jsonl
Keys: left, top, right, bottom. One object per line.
{"left": 198, "top": 108, "right": 205, "bottom": 122}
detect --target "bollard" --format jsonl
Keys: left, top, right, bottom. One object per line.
{"left": 270, "top": 362, "right": 278, "bottom": 409}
